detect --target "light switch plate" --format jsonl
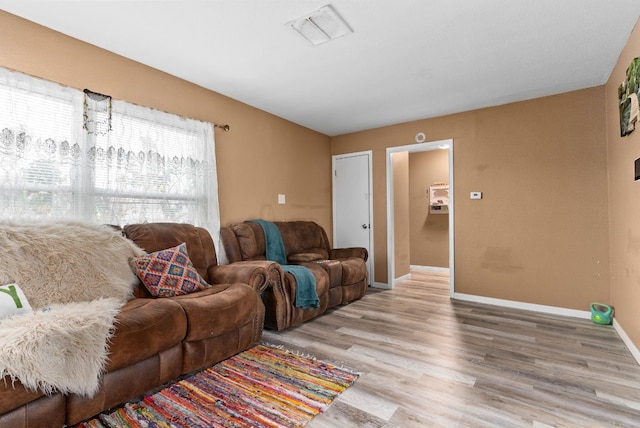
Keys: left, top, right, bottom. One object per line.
{"left": 470, "top": 191, "right": 482, "bottom": 200}
{"left": 278, "top": 194, "right": 286, "bottom": 204}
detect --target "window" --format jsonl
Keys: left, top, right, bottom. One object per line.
{"left": 0, "top": 67, "right": 223, "bottom": 259}
{"left": 0, "top": 67, "right": 84, "bottom": 218}
{"left": 84, "top": 94, "right": 218, "bottom": 229}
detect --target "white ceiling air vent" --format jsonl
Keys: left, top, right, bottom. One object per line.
{"left": 287, "top": 4, "right": 353, "bottom": 46}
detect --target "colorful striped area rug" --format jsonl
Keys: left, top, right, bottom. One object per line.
{"left": 75, "top": 344, "right": 359, "bottom": 428}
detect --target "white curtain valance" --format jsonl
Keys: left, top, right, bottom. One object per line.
{"left": 0, "top": 66, "right": 224, "bottom": 262}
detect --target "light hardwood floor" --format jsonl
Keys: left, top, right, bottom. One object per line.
{"left": 262, "top": 270, "right": 640, "bottom": 427}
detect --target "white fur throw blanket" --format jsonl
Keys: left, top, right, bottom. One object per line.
{"left": 0, "top": 221, "right": 144, "bottom": 396}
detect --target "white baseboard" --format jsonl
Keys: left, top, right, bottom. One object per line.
{"left": 393, "top": 273, "right": 411, "bottom": 286}
{"left": 613, "top": 319, "right": 640, "bottom": 366}
{"left": 371, "top": 281, "right": 391, "bottom": 290}
{"left": 452, "top": 292, "right": 591, "bottom": 320}
{"left": 410, "top": 265, "right": 450, "bottom": 272}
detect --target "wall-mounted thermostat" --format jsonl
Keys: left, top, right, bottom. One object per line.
{"left": 470, "top": 191, "right": 482, "bottom": 200}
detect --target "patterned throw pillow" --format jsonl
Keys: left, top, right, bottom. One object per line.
{"left": 131, "top": 243, "right": 209, "bottom": 297}
{"left": 0, "top": 283, "right": 33, "bottom": 319}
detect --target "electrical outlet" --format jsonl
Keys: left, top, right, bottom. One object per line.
{"left": 278, "top": 194, "right": 286, "bottom": 204}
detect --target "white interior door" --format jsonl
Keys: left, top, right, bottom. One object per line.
{"left": 332, "top": 151, "right": 373, "bottom": 285}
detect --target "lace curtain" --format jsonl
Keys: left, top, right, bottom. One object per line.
{"left": 0, "top": 67, "right": 85, "bottom": 218}
{"left": 0, "top": 66, "right": 225, "bottom": 262}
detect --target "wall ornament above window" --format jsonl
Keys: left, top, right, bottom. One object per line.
{"left": 83, "top": 89, "right": 112, "bottom": 136}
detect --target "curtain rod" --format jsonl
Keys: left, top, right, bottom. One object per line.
{"left": 84, "top": 88, "right": 230, "bottom": 132}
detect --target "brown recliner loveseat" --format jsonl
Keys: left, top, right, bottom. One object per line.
{"left": 0, "top": 222, "right": 268, "bottom": 427}
{"left": 221, "top": 220, "right": 368, "bottom": 331}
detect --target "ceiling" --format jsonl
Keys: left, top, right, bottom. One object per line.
{"left": 1, "top": 1, "right": 640, "bottom": 136}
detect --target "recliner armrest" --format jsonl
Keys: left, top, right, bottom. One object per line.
{"left": 329, "top": 247, "right": 368, "bottom": 262}
{"left": 208, "top": 261, "right": 274, "bottom": 294}
{"left": 212, "top": 261, "right": 290, "bottom": 331}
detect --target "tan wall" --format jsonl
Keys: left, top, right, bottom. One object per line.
{"left": 393, "top": 152, "right": 410, "bottom": 278}
{"left": 332, "top": 88, "right": 610, "bottom": 309}
{"left": 409, "top": 150, "right": 449, "bottom": 268}
{"left": 0, "top": 11, "right": 333, "bottom": 233}
{"left": 606, "top": 19, "right": 640, "bottom": 348}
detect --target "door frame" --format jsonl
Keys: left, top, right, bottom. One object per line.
{"left": 332, "top": 150, "right": 374, "bottom": 284}
{"left": 386, "top": 139, "right": 454, "bottom": 296}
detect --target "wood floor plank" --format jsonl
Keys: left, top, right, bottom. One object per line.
{"left": 262, "top": 270, "right": 640, "bottom": 427}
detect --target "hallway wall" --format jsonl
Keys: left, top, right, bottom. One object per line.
{"left": 409, "top": 149, "right": 450, "bottom": 268}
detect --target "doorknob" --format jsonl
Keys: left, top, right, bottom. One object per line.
{"left": 361, "top": 224, "right": 370, "bottom": 229}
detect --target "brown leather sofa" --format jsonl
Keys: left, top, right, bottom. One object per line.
{"left": 0, "top": 222, "right": 267, "bottom": 427}
{"left": 221, "top": 220, "right": 369, "bottom": 330}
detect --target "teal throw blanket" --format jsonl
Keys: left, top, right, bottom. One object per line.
{"left": 249, "top": 220, "right": 319, "bottom": 309}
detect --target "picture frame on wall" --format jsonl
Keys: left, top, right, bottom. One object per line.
{"left": 618, "top": 56, "right": 640, "bottom": 137}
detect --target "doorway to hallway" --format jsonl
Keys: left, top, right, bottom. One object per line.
{"left": 386, "top": 139, "right": 454, "bottom": 296}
